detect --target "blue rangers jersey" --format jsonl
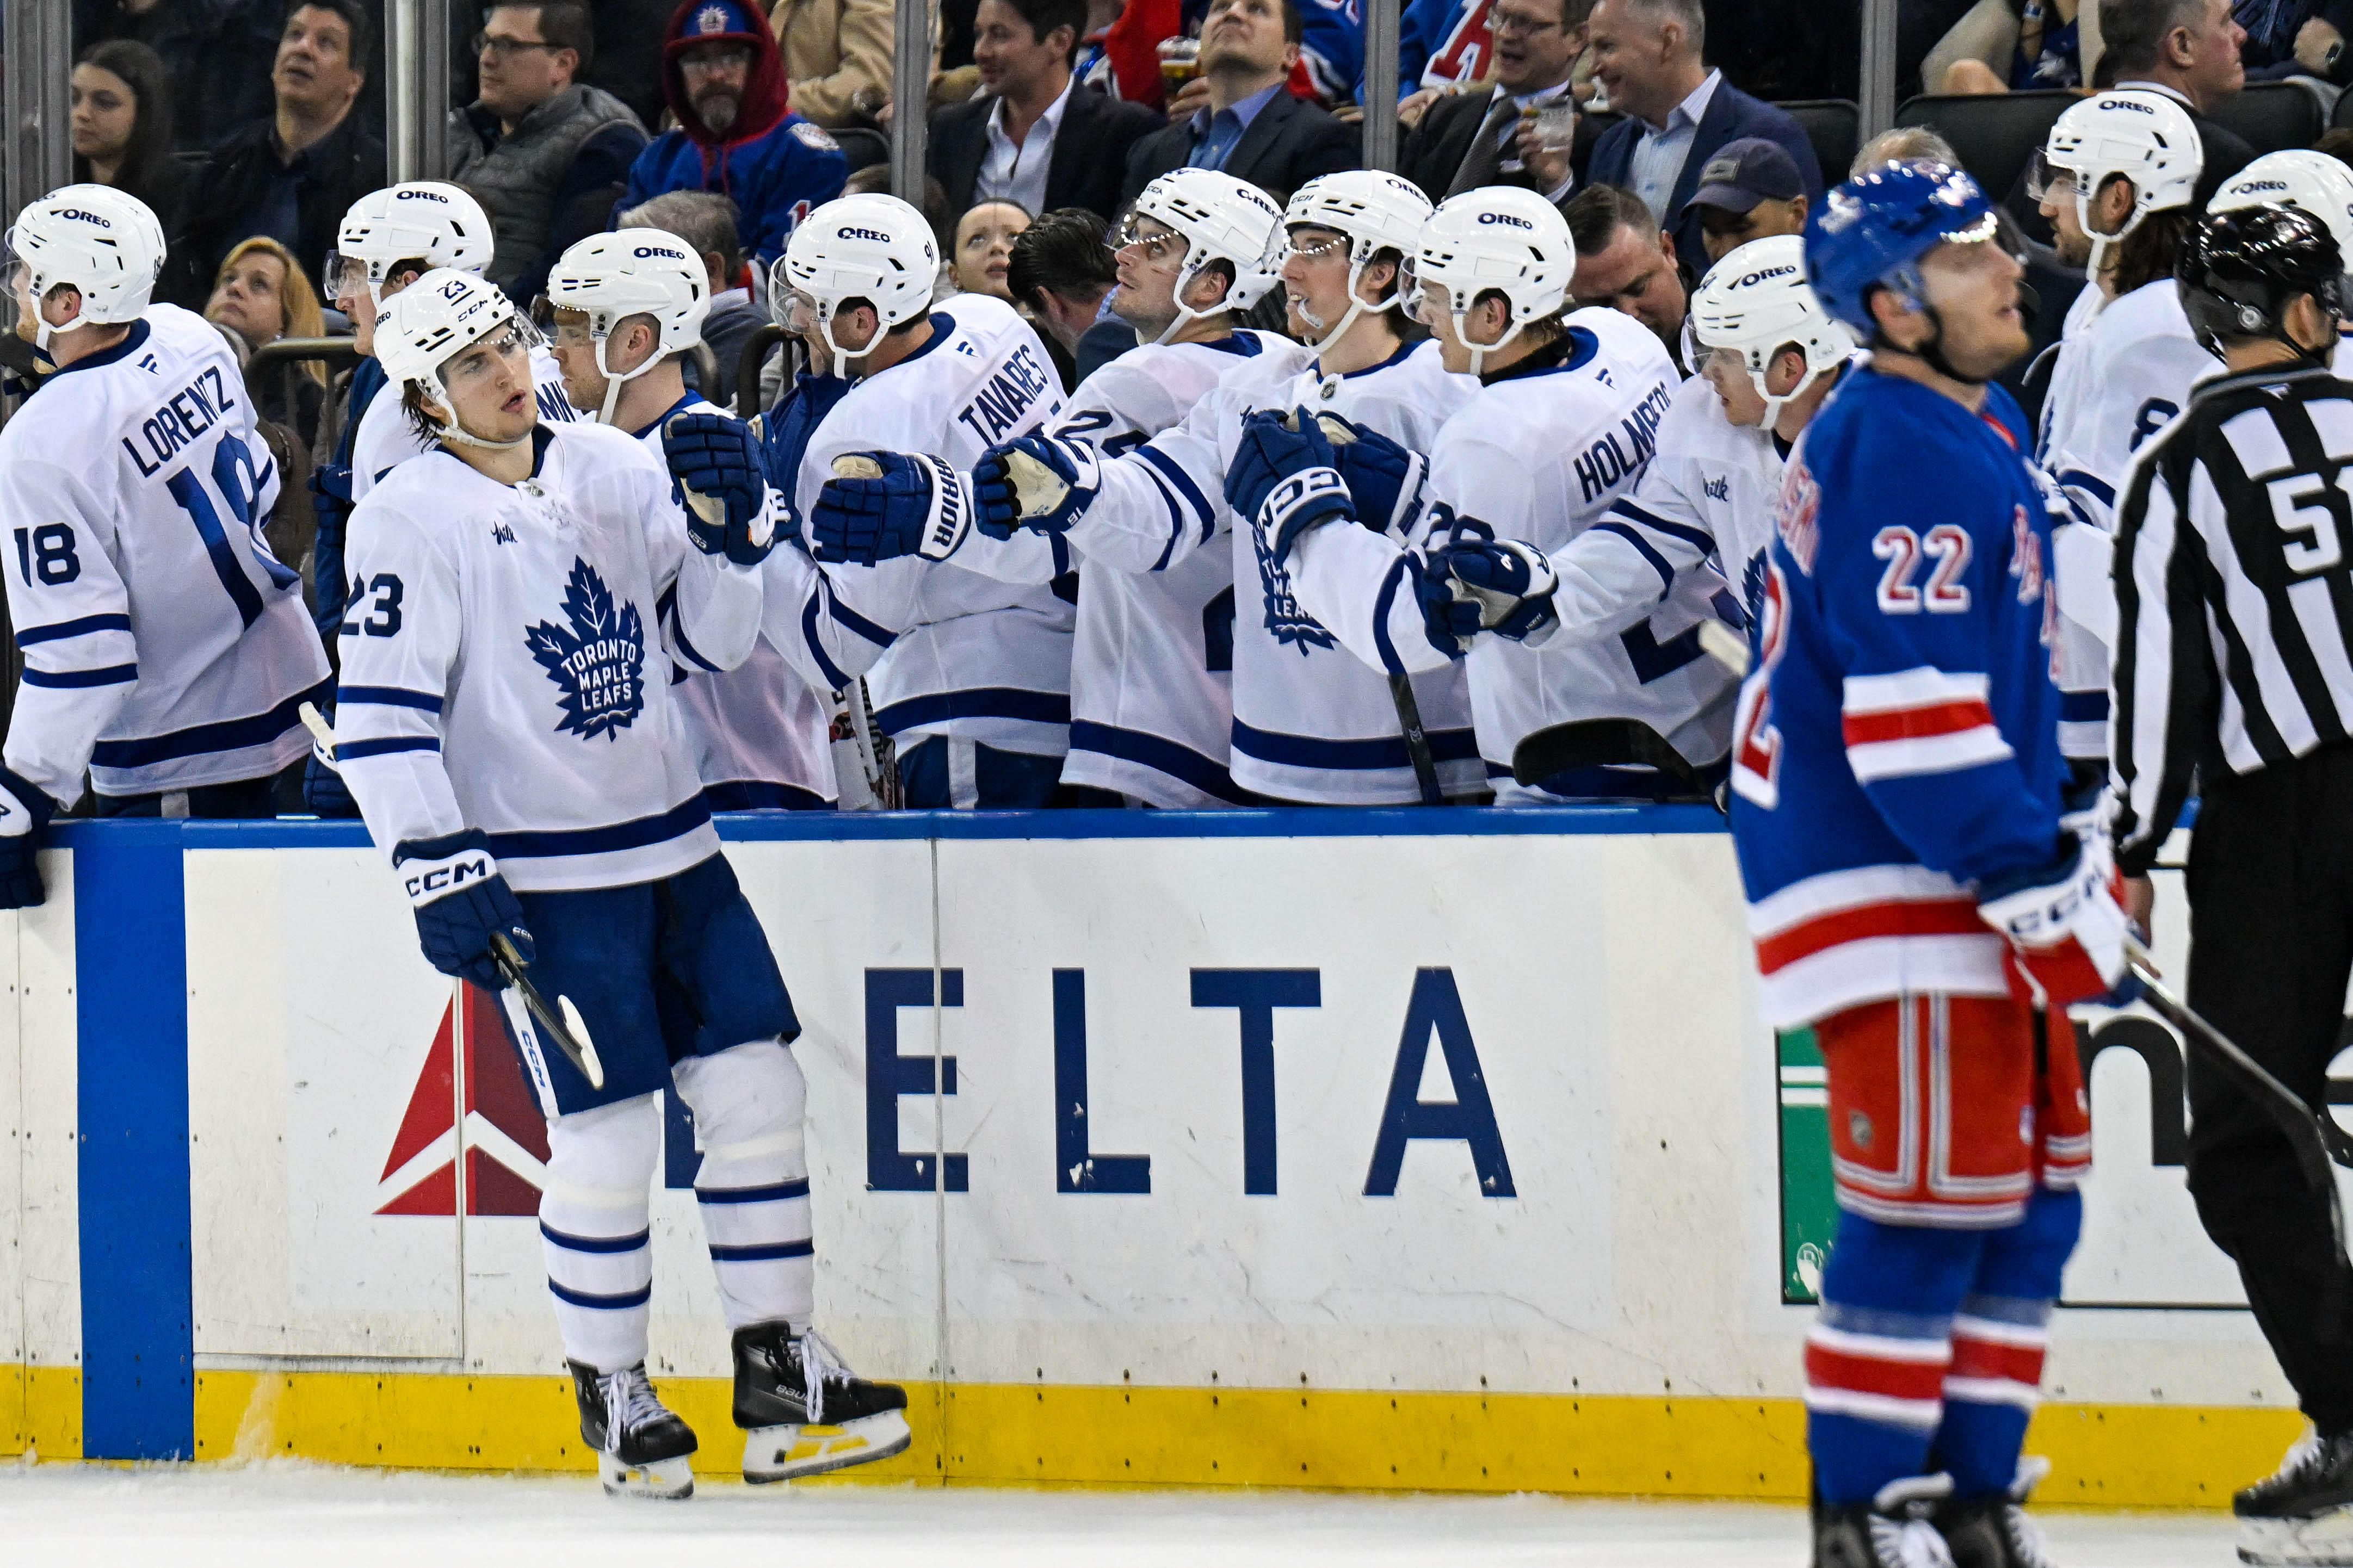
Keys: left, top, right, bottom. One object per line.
{"left": 1730, "top": 367, "right": 2074, "bottom": 1030}
{"left": 0, "top": 304, "right": 329, "bottom": 802}
{"left": 635, "top": 392, "right": 837, "bottom": 810}
{"left": 334, "top": 419, "right": 763, "bottom": 891}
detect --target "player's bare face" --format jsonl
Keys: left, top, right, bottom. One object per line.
{"left": 785, "top": 290, "right": 879, "bottom": 369}
{"left": 1406, "top": 277, "right": 1504, "bottom": 375}
{"left": 545, "top": 307, "right": 614, "bottom": 411}
{"left": 1109, "top": 215, "right": 1187, "bottom": 329}
{"left": 1279, "top": 227, "right": 1357, "bottom": 337}
{"left": 439, "top": 329, "right": 537, "bottom": 444}
{"left": 2039, "top": 170, "right": 2091, "bottom": 269}
{"left": 1916, "top": 238, "right": 2030, "bottom": 380}
{"left": 1701, "top": 346, "right": 1768, "bottom": 427}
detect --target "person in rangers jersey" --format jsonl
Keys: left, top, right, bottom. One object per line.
{"left": 0, "top": 185, "right": 329, "bottom": 906}
{"left": 1214, "top": 185, "right": 1731, "bottom": 803}
{"left": 758, "top": 193, "right": 1088, "bottom": 809}
{"left": 540, "top": 229, "right": 839, "bottom": 811}
{"left": 948, "top": 171, "right": 1484, "bottom": 805}
{"left": 1738, "top": 161, "right": 2133, "bottom": 1566}
{"left": 333, "top": 269, "right": 905, "bottom": 1501}
{"left": 807, "top": 168, "right": 1305, "bottom": 808}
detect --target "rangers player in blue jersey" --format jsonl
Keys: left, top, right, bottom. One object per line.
{"left": 1735, "top": 162, "right": 2133, "bottom": 1566}
{"left": 333, "top": 269, "right": 905, "bottom": 1501}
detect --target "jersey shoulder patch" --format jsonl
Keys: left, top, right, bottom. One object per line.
{"left": 790, "top": 121, "right": 841, "bottom": 152}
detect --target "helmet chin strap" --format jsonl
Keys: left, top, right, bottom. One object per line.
{"left": 2074, "top": 187, "right": 2146, "bottom": 281}
{"left": 592, "top": 326, "right": 660, "bottom": 425}
{"left": 1304, "top": 251, "right": 1403, "bottom": 360}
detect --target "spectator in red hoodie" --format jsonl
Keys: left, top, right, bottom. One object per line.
{"left": 615, "top": 0, "right": 848, "bottom": 269}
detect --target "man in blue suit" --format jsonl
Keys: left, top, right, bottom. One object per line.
{"left": 1579, "top": 0, "right": 1823, "bottom": 276}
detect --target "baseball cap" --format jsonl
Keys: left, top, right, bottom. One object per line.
{"left": 1688, "top": 138, "right": 1805, "bottom": 215}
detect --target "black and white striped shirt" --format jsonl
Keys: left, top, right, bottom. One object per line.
{"left": 2111, "top": 362, "right": 2353, "bottom": 875}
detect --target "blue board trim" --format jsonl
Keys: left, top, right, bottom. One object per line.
{"left": 73, "top": 822, "right": 195, "bottom": 1459}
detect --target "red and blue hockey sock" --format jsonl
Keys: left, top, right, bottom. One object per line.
{"left": 1805, "top": 1211, "right": 1985, "bottom": 1506}
{"left": 1934, "top": 1187, "right": 2080, "bottom": 1498}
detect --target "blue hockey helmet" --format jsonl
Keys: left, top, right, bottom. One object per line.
{"left": 1804, "top": 159, "right": 2002, "bottom": 337}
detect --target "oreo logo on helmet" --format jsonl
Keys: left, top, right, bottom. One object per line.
{"left": 2097, "top": 96, "right": 2155, "bottom": 114}
{"left": 1478, "top": 212, "right": 1534, "bottom": 229}
{"left": 54, "top": 208, "right": 112, "bottom": 227}
{"left": 1736, "top": 264, "right": 1798, "bottom": 289}
{"left": 634, "top": 245, "right": 688, "bottom": 259}
{"left": 397, "top": 188, "right": 450, "bottom": 203}
{"left": 837, "top": 226, "right": 892, "bottom": 243}
{"left": 2234, "top": 179, "right": 2292, "bottom": 194}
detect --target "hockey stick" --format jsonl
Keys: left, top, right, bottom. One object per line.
{"left": 1390, "top": 672, "right": 1444, "bottom": 805}
{"left": 1510, "top": 717, "right": 1707, "bottom": 794}
{"left": 1699, "top": 620, "right": 1751, "bottom": 677}
{"left": 490, "top": 932, "right": 604, "bottom": 1091}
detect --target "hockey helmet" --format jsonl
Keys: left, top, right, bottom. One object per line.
{"left": 2176, "top": 203, "right": 2345, "bottom": 360}
{"left": 375, "top": 269, "right": 535, "bottom": 451}
{"left": 330, "top": 182, "right": 496, "bottom": 313}
{"left": 1114, "top": 168, "right": 1285, "bottom": 344}
{"left": 1406, "top": 185, "right": 1576, "bottom": 375}
{"left": 542, "top": 230, "right": 712, "bottom": 423}
{"left": 3, "top": 184, "right": 166, "bottom": 350}
{"left": 1691, "top": 235, "right": 1855, "bottom": 429}
{"left": 773, "top": 193, "right": 938, "bottom": 378}
{"left": 2037, "top": 90, "right": 2203, "bottom": 278}
{"left": 1275, "top": 170, "right": 1434, "bottom": 352}
{"left": 2208, "top": 150, "right": 2353, "bottom": 277}
{"left": 1805, "top": 159, "right": 2002, "bottom": 339}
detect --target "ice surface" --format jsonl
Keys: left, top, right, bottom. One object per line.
{"left": 0, "top": 1461, "right": 2243, "bottom": 1567}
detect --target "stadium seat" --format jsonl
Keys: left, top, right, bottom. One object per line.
{"left": 2209, "top": 79, "right": 2329, "bottom": 153}
{"left": 1778, "top": 99, "right": 1860, "bottom": 184}
{"left": 1892, "top": 90, "right": 2074, "bottom": 205}
{"left": 832, "top": 126, "right": 890, "bottom": 175}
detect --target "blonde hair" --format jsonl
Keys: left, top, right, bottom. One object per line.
{"left": 210, "top": 237, "right": 329, "bottom": 385}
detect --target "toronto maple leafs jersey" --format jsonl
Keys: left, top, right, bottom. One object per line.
{"left": 335, "top": 418, "right": 762, "bottom": 891}
{"left": 2034, "top": 281, "right": 2102, "bottom": 489}
{"left": 635, "top": 394, "right": 836, "bottom": 810}
{"left": 944, "top": 330, "right": 1314, "bottom": 807}
{"left": 347, "top": 344, "right": 580, "bottom": 503}
{"left": 0, "top": 304, "right": 330, "bottom": 802}
{"left": 1281, "top": 313, "right": 1734, "bottom": 800}
{"left": 771, "top": 296, "right": 1077, "bottom": 756}
{"left": 1055, "top": 337, "right": 1481, "bottom": 803}
{"left": 1729, "top": 368, "right": 2073, "bottom": 1030}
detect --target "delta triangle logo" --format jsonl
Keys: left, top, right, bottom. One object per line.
{"left": 375, "top": 983, "right": 553, "bottom": 1216}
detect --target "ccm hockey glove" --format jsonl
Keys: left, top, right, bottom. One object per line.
{"left": 663, "top": 411, "right": 781, "bottom": 566}
{"left": 393, "top": 829, "right": 532, "bottom": 993}
{"left": 0, "top": 764, "right": 57, "bottom": 909}
{"left": 811, "top": 452, "right": 974, "bottom": 565}
{"left": 1417, "top": 540, "right": 1560, "bottom": 657}
{"left": 971, "top": 432, "right": 1102, "bottom": 539}
{"left": 1977, "top": 835, "right": 2135, "bottom": 1009}
{"left": 1226, "top": 407, "right": 1352, "bottom": 566}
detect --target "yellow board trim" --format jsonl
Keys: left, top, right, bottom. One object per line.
{"left": 0, "top": 1365, "right": 84, "bottom": 1460}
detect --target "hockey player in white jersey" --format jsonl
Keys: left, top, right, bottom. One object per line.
{"left": 765, "top": 194, "right": 1085, "bottom": 808}
{"left": 334, "top": 270, "right": 906, "bottom": 1499}
{"left": 2210, "top": 150, "right": 2353, "bottom": 375}
{"left": 1219, "top": 186, "right": 1730, "bottom": 802}
{"left": 1509, "top": 235, "right": 1853, "bottom": 675}
{"left": 950, "top": 171, "right": 1481, "bottom": 804}
{"left": 807, "top": 168, "right": 1306, "bottom": 807}
{"left": 0, "top": 184, "right": 329, "bottom": 904}
{"left": 541, "top": 230, "right": 838, "bottom": 811}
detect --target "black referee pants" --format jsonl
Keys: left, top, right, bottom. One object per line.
{"left": 2184, "top": 741, "right": 2353, "bottom": 1434}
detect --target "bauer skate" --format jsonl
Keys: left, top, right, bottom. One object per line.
{"left": 1813, "top": 1475, "right": 1959, "bottom": 1568}
{"left": 570, "top": 1360, "right": 697, "bottom": 1499}
{"left": 732, "top": 1321, "right": 912, "bottom": 1482}
{"left": 1937, "top": 1457, "right": 2060, "bottom": 1568}
{"left": 2237, "top": 1427, "right": 2353, "bottom": 1565}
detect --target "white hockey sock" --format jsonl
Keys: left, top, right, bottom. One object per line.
{"left": 539, "top": 1095, "right": 660, "bottom": 1372}
{"left": 671, "top": 1040, "right": 815, "bottom": 1329}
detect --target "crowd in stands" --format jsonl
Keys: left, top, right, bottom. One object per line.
{"left": 25, "top": 0, "right": 2353, "bottom": 810}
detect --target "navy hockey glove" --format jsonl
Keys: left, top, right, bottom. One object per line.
{"left": 1418, "top": 540, "right": 1560, "bottom": 657}
{"left": 972, "top": 432, "right": 1102, "bottom": 540}
{"left": 393, "top": 829, "right": 533, "bottom": 993}
{"left": 1977, "top": 836, "right": 2135, "bottom": 1011}
{"left": 1314, "top": 413, "right": 1427, "bottom": 536}
{"left": 811, "top": 452, "right": 975, "bottom": 565}
{"left": 1226, "top": 407, "right": 1351, "bottom": 566}
{"left": 0, "top": 765, "right": 57, "bottom": 909}
{"left": 308, "top": 463, "right": 355, "bottom": 635}
{"left": 662, "top": 411, "right": 781, "bottom": 566}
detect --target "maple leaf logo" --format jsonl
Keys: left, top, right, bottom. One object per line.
{"left": 525, "top": 557, "right": 645, "bottom": 741}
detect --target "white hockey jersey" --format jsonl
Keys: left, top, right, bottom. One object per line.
{"left": 335, "top": 419, "right": 763, "bottom": 891}
{"left": 634, "top": 393, "right": 837, "bottom": 810}
{"left": 937, "top": 330, "right": 1314, "bottom": 807}
{"left": 770, "top": 295, "right": 1076, "bottom": 757}
{"left": 1057, "top": 337, "right": 1481, "bottom": 803}
{"left": 2034, "top": 281, "right": 2102, "bottom": 487}
{"left": 0, "top": 303, "right": 330, "bottom": 802}
{"left": 1281, "top": 311, "right": 1735, "bottom": 800}
{"left": 347, "top": 344, "right": 580, "bottom": 502}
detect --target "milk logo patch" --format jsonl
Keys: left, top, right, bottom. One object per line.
{"left": 526, "top": 558, "right": 645, "bottom": 740}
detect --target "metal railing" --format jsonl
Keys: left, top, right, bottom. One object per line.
{"left": 736, "top": 325, "right": 799, "bottom": 420}
{"left": 246, "top": 337, "right": 363, "bottom": 425}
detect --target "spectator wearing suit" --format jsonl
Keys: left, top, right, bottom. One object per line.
{"left": 2098, "top": 0, "right": 2254, "bottom": 205}
{"left": 1400, "top": 0, "right": 1591, "bottom": 204}
{"left": 1579, "top": 0, "right": 1824, "bottom": 276}
{"left": 617, "top": 0, "right": 848, "bottom": 270}
{"left": 1684, "top": 135, "right": 1808, "bottom": 265}
{"left": 930, "top": 0, "right": 1163, "bottom": 224}
{"left": 1120, "top": 0, "right": 1361, "bottom": 208}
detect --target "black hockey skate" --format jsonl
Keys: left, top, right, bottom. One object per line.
{"left": 2237, "top": 1427, "right": 2353, "bottom": 1565}
{"left": 570, "top": 1360, "right": 697, "bottom": 1499}
{"left": 732, "top": 1321, "right": 912, "bottom": 1483}
{"left": 1814, "top": 1476, "right": 1959, "bottom": 1568}
{"left": 1938, "top": 1458, "right": 2060, "bottom": 1568}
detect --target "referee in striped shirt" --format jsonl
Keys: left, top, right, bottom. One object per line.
{"left": 2110, "top": 203, "right": 2353, "bottom": 1539}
